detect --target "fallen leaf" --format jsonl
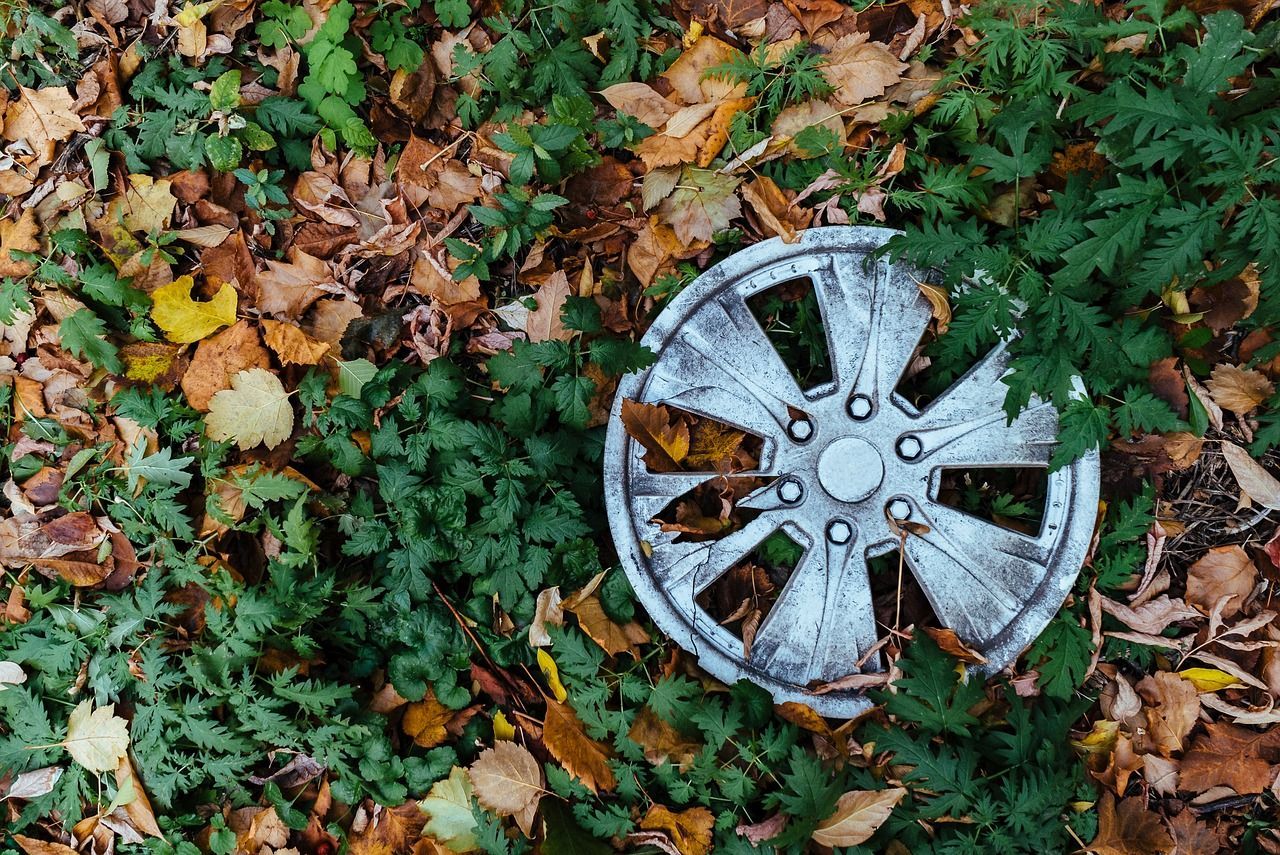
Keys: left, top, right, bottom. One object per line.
{"left": 1178, "top": 721, "right": 1280, "bottom": 794}
{"left": 63, "top": 700, "right": 130, "bottom": 773}
{"left": 12, "top": 837, "right": 79, "bottom": 855}
{"left": 3, "top": 86, "right": 85, "bottom": 144}
{"left": 526, "top": 271, "right": 573, "bottom": 343}
{"left": 205, "top": 368, "right": 295, "bottom": 451}
{"left": 1164, "top": 811, "right": 1225, "bottom": 855}
{"left": 1206, "top": 364, "right": 1274, "bottom": 414}
{"left": 563, "top": 592, "right": 650, "bottom": 657}
{"left": 0, "top": 660, "right": 26, "bottom": 688}
{"left": 1177, "top": 667, "right": 1243, "bottom": 692}
{"left": 543, "top": 699, "right": 616, "bottom": 793}
{"left": 118, "top": 176, "right": 177, "bottom": 234}
{"left": 640, "top": 805, "right": 715, "bottom": 855}
{"left": 1087, "top": 793, "right": 1174, "bottom": 855}
{"left": 263, "top": 319, "right": 331, "bottom": 366}
{"left": 821, "top": 33, "right": 908, "bottom": 106}
{"left": 536, "top": 648, "right": 568, "bottom": 703}
{"left": 402, "top": 691, "right": 454, "bottom": 748}
{"left": 115, "top": 756, "right": 163, "bottom": 838}
{"left": 529, "top": 587, "right": 564, "bottom": 648}
{"left": 620, "top": 399, "right": 690, "bottom": 472}
{"left": 181, "top": 320, "right": 271, "bottom": 411}
{"left": 151, "top": 276, "right": 238, "bottom": 343}
{"left": 662, "top": 36, "right": 746, "bottom": 104}
{"left": 468, "top": 740, "right": 543, "bottom": 834}
{"left": 741, "top": 175, "right": 811, "bottom": 243}
{"left": 2, "top": 765, "right": 62, "bottom": 799}
{"left": 348, "top": 803, "right": 427, "bottom": 855}
{"left": 601, "top": 82, "right": 679, "bottom": 127}
{"left": 655, "top": 168, "right": 742, "bottom": 245}
{"left": 922, "top": 627, "right": 988, "bottom": 664}
{"left": 1185, "top": 545, "right": 1257, "bottom": 618}
{"left": 420, "top": 767, "right": 478, "bottom": 852}
{"left": 1220, "top": 441, "right": 1280, "bottom": 510}
{"left": 0, "top": 210, "right": 40, "bottom": 278}
{"left": 811, "top": 788, "right": 906, "bottom": 847}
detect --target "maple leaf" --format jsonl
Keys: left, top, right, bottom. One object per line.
{"left": 421, "top": 767, "right": 478, "bottom": 852}
{"left": 1178, "top": 721, "right": 1280, "bottom": 793}
{"left": 181, "top": 320, "right": 271, "bottom": 411}
{"left": 151, "top": 276, "right": 238, "bottom": 344}
{"left": 63, "top": 700, "right": 130, "bottom": 773}
{"left": 620, "top": 399, "right": 690, "bottom": 472}
{"left": 639, "top": 805, "right": 715, "bottom": 855}
{"left": 655, "top": 167, "right": 742, "bottom": 245}
{"left": 205, "top": 368, "right": 295, "bottom": 451}
{"left": 263, "top": 319, "right": 331, "bottom": 365}
{"left": 2, "top": 85, "right": 85, "bottom": 145}
{"left": 402, "top": 690, "right": 454, "bottom": 748}
{"left": 811, "top": 787, "right": 906, "bottom": 848}
{"left": 1087, "top": 794, "right": 1174, "bottom": 855}
{"left": 1206, "top": 363, "right": 1273, "bottom": 414}
{"left": 820, "top": 33, "right": 907, "bottom": 107}
{"left": 468, "top": 740, "right": 543, "bottom": 835}
{"left": 543, "top": 698, "right": 617, "bottom": 793}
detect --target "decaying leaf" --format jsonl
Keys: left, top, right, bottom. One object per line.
{"left": 1206, "top": 363, "right": 1274, "bottom": 414}
{"left": 1185, "top": 545, "right": 1257, "bottom": 619}
{"left": 420, "top": 767, "right": 478, "bottom": 852}
{"left": 1086, "top": 793, "right": 1174, "bottom": 855}
{"left": 811, "top": 788, "right": 906, "bottom": 847}
{"left": 63, "top": 700, "right": 129, "bottom": 773}
{"left": 620, "top": 399, "right": 690, "bottom": 472}
{"left": 468, "top": 740, "right": 543, "bottom": 835}
{"left": 543, "top": 698, "right": 616, "bottom": 793}
{"left": 639, "top": 805, "right": 715, "bottom": 855}
{"left": 1220, "top": 441, "right": 1280, "bottom": 510}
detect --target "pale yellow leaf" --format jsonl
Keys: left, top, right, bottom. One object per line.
{"left": 63, "top": 700, "right": 130, "bottom": 773}
{"left": 419, "top": 767, "right": 478, "bottom": 852}
{"left": 205, "top": 368, "right": 294, "bottom": 451}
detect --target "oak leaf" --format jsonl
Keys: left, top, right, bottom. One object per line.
{"left": 1178, "top": 721, "right": 1280, "bottom": 794}
{"left": 1206, "top": 363, "right": 1274, "bottom": 414}
{"left": 2, "top": 86, "right": 85, "bottom": 144}
{"left": 205, "top": 368, "right": 294, "bottom": 451}
{"left": 811, "top": 788, "right": 906, "bottom": 848}
{"left": 1087, "top": 794, "right": 1173, "bottom": 855}
{"left": 263, "top": 319, "right": 331, "bottom": 366}
{"left": 1185, "top": 545, "right": 1257, "bottom": 618}
{"left": 639, "top": 805, "right": 714, "bottom": 855}
{"left": 620, "top": 399, "right": 690, "bottom": 472}
{"left": 821, "top": 33, "right": 907, "bottom": 106}
{"left": 151, "top": 276, "right": 238, "bottom": 344}
{"left": 543, "top": 699, "right": 616, "bottom": 793}
{"left": 468, "top": 740, "right": 543, "bottom": 835}
{"left": 63, "top": 700, "right": 129, "bottom": 773}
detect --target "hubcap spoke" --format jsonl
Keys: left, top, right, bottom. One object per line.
{"left": 902, "top": 500, "right": 1052, "bottom": 644}
{"left": 748, "top": 528, "right": 880, "bottom": 683}
{"left": 648, "top": 512, "right": 785, "bottom": 608}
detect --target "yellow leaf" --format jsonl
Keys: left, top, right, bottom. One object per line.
{"left": 1178, "top": 667, "right": 1244, "bottom": 692}
{"left": 402, "top": 690, "right": 453, "bottom": 748}
{"left": 492, "top": 711, "right": 516, "bottom": 741}
{"left": 812, "top": 788, "right": 906, "bottom": 847}
{"left": 640, "top": 805, "right": 714, "bottom": 855}
{"left": 536, "top": 648, "right": 568, "bottom": 702}
{"left": 118, "top": 176, "right": 177, "bottom": 234}
{"left": 63, "top": 700, "right": 130, "bottom": 773}
{"left": 262, "top": 319, "right": 331, "bottom": 366}
{"left": 205, "top": 368, "right": 295, "bottom": 451}
{"left": 151, "top": 276, "right": 237, "bottom": 343}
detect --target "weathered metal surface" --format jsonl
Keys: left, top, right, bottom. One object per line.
{"left": 603, "top": 227, "right": 1101, "bottom": 718}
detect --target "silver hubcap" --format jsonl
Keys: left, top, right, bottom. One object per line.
{"left": 603, "top": 227, "right": 1101, "bottom": 717}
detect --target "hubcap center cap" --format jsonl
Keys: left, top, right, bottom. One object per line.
{"left": 817, "top": 436, "right": 884, "bottom": 503}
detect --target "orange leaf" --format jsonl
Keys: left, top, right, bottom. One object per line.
{"left": 402, "top": 690, "right": 453, "bottom": 748}
{"left": 620, "top": 399, "right": 690, "bottom": 472}
{"left": 543, "top": 699, "right": 616, "bottom": 793}
{"left": 639, "top": 805, "right": 714, "bottom": 855}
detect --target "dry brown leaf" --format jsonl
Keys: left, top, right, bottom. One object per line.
{"left": 1178, "top": 721, "right": 1280, "bottom": 794}
{"left": 627, "top": 705, "right": 700, "bottom": 768}
{"left": 13, "top": 837, "right": 79, "bottom": 855}
{"left": 1185, "top": 545, "right": 1257, "bottom": 618}
{"left": 263, "top": 320, "right": 331, "bottom": 366}
{"left": 1220, "top": 441, "right": 1280, "bottom": 510}
{"left": 1097, "top": 595, "right": 1200, "bottom": 635}
{"left": 811, "top": 788, "right": 905, "bottom": 847}
{"left": 822, "top": 33, "right": 907, "bottom": 106}
{"left": 922, "top": 626, "right": 988, "bottom": 664}
{"left": 620, "top": 399, "right": 690, "bottom": 472}
{"left": 655, "top": 168, "right": 742, "bottom": 246}
{"left": 601, "top": 82, "right": 679, "bottom": 127}
{"left": 347, "top": 803, "right": 427, "bottom": 855}
{"left": 115, "top": 756, "right": 163, "bottom": 838}
{"left": 257, "top": 250, "right": 331, "bottom": 320}
{"left": 741, "top": 175, "right": 811, "bottom": 243}
{"left": 1164, "top": 811, "right": 1226, "bottom": 855}
{"left": 0, "top": 210, "right": 40, "bottom": 278}
{"left": 468, "top": 740, "right": 543, "bottom": 831}
{"left": 525, "top": 271, "right": 573, "bottom": 343}
{"left": 640, "top": 805, "right": 715, "bottom": 855}
{"left": 402, "top": 691, "right": 454, "bottom": 748}
{"left": 662, "top": 36, "right": 747, "bottom": 104}
{"left": 1087, "top": 794, "right": 1174, "bottom": 855}
{"left": 1206, "top": 364, "right": 1274, "bottom": 414}
{"left": 181, "top": 321, "right": 271, "bottom": 411}
{"left": 3, "top": 86, "right": 84, "bottom": 144}
{"left": 543, "top": 698, "right": 616, "bottom": 793}
{"left": 563, "top": 592, "right": 650, "bottom": 657}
